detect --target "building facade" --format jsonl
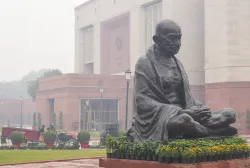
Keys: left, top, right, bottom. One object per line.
{"left": 36, "top": 74, "right": 133, "bottom": 131}
{"left": 36, "top": 0, "right": 250, "bottom": 132}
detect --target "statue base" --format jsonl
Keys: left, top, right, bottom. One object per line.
{"left": 99, "top": 158, "right": 250, "bottom": 168}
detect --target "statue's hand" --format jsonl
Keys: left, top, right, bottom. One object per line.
{"left": 180, "top": 106, "right": 211, "bottom": 124}
{"left": 193, "top": 106, "right": 212, "bottom": 124}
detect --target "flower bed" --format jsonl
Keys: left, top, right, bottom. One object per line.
{"left": 105, "top": 136, "right": 250, "bottom": 164}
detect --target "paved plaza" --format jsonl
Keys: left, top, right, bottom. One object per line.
{"left": 0, "top": 159, "right": 99, "bottom": 168}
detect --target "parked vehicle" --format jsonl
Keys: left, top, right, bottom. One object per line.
{"left": 1, "top": 127, "right": 39, "bottom": 143}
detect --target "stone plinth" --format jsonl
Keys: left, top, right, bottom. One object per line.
{"left": 99, "top": 158, "right": 250, "bottom": 168}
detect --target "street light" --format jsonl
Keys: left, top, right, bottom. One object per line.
{"left": 20, "top": 96, "right": 23, "bottom": 128}
{"left": 100, "top": 88, "right": 104, "bottom": 126}
{"left": 86, "top": 99, "right": 91, "bottom": 131}
{"left": 125, "top": 69, "right": 131, "bottom": 130}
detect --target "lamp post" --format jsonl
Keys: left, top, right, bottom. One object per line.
{"left": 125, "top": 69, "right": 131, "bottom": 130}
{"left": 100, "top": 88, "right": 104, "bottom": 126}
{"left": 20, "top": 96, "right": 23, "bottom": 128}
{"left": 86, "top": 99, "right": 90, "bottom": 131}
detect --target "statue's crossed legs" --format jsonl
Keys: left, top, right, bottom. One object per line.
{"left": 167, "top": 108, "right": 238, "bottom": 138}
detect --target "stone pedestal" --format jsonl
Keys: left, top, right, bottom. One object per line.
{"left": 99, "top": 158, "right": 250, "bottom": 168}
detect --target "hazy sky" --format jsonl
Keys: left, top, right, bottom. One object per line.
{"left": 0, "top": 0, "right": 88, "bottom": 81}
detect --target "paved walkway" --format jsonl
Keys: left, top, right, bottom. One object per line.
{"left": 0, "top": 159, "right": 99, "bottom": 168}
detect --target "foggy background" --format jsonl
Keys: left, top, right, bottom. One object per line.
{"left": 0, "top": 0, "right": 88, "bottom": 82}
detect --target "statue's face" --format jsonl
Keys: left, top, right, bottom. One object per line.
{"left": 158, "top": 32, "right": 182, "bottom": 55}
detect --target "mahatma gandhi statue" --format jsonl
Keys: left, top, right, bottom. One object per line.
{"left": 127, "top": 19, "right": 237, "bottom": 142}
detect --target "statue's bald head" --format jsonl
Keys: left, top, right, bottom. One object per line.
{"left": 153, "top": 19, "right": 182, "bottom": 56}
{"left": 155, "top": 19, "right": 181, "bottom": 36}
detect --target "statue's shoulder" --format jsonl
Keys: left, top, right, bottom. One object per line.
{"left": 136, "top": 55, "right": 152, "bottom": 68}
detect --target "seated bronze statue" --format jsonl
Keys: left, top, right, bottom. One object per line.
{"left": 127, "top": 19, "right": 237, "bottom": 141}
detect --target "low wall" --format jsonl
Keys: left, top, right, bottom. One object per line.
{"left": 99, "top": 158, "right": 250, "bottom": 168}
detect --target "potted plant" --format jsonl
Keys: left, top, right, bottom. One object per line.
{"left": 123, "top": 142, "right": 131, "bottom": 159}
{"left": 105, "top": 134, "right": 112, "bottom": 158}
{"left": 194, "top": 147, "right": 203, "bottom": 163}
{"left": 134, "top": 142, "right": 142, "bottom": 160}
{"left": 77, "top": 130, "right": 90, "bottom": 149}
{"left": 171, "top": 147, "right": 181, "bottom": 163}
{"left": 152, "top": 143, "right": 160, "bottom": 161}
{"left": 181, "top": 149, "right": 191, "bottom": 164}
{"left": 158, "top": 145, "right": 172, "bottom": 163}
{"left": 127, "top": 142, "right": 135, "bottom": 159}
{"left": 44, "top": 130, "right": 56, "bottom": 148}
{"left": 9, "top": 131, "right": 24, "bottom": 147}
{"left": 119, "top": 142, "right": 126, "bottom": 159}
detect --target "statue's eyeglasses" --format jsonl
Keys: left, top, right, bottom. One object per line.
{"left": 159, "top": 34, "right": 182, "bottom": 41}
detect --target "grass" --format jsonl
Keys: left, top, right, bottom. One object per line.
{"left": 0, "top": 150, "right": 105, "bottom": 165}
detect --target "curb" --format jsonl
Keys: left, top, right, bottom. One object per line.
{"left": 0, "top": 157, "right": 104, "bottom": 166}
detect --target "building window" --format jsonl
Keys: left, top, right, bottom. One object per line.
{"left": 80, "top": 99, "right": 119, "bottom": 132}
{"left": 80, "top": 26, "right": 94, "bottom": 74}
{"left": 145, "top": 1, "right": 162, "bottom": 49}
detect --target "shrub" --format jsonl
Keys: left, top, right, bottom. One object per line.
{"left": 9, "top": 131, "right": 24, "bottom": 144}
{"left": 44, "top": 130, "right": 57, "bottom": 143}
{"left": 118, "top": 130, "right": 126, "bottom": 137}
{"left": 77, "top": 130, "right": 90, "bottom": 143}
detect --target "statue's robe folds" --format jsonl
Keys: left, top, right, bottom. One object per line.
{"left": 131, "top": 46, "right": 202, "bottom": 141}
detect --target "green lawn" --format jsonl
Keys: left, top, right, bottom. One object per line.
{"left": 0, "top": 150, "right": 105, "bottom": 165}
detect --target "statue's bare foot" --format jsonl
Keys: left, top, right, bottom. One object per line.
{"left": 208, "top": 126, "right": 238, "bottom": 136}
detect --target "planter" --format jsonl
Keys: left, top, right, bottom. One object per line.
{"left": 45, "top": 142, "right": 54, "bottom": 148}
{"left": 116, "top": 153, "right": 121, "bottom": 159}
{"left": 12, "top": 143, "right": 21, "bottom": 147}
{"left": 80, "top": 143, "right": 89, "bottom": 149}
{"left": 147, "top": 155, "right": 152, "bottom": 161}
{"left": 135, "top": 156, "right": 141, "bottom": 160}
{"left": 181, "top": 157, "right": 190, "bottom": 164}
{"left": 196, "top": 156, "right": 201, "bottom": 163}
{"left": 158, "top": 156, "right": 165, "bottom": 163}
{"left": 201, "top": 155, "right": 207, "bottom": 162}
{"left": 207, "top": 155, "right": 213, "bottom": 162}
{"left": 165, "top": 156, "right": 173, "bottom": 164}
{"left": 126, "top": 155, "right": 131, "bottom": 160}
{"left": 173, "top": 157, "right": 181, "bottom": 163}
{"left": 190, "top": 157, "right": 196, "bottom": 164}
{"left": 212, "top": 155, "right": 218, "bottom": 162}
{"left": 244, "top": 152, "right": 249, "bottom": 158}
{"left": 141, "top": 155, "right": 146, "bottom": 161}
{"left": 111, "top": 153, "right": 116, "bottom": 158}
{"left": 106, "top": 153, "right": 111, "bottom": 158}
{"left": 152, "top": 155, "right": 158, "bottom": 161}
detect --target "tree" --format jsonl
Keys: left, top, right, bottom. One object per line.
{"left": 53, "top": 112, "right": 57, "bottom": 129}
{"left": 32, "top": 112, "right": 37, "bottom": 128}
{"left": 0, "top": 69, "right": 51, "bottom": 99}
{"left": 37, "top": 113, "right": 42, "bottom": 128}
{"left": 27, "top": 79, "right": 39, "bottom": 100}
{"left": 27, "top": 69, "right": 62, "bottom": 100}
{"left": 58, "top": 111, "right": 64, "bottom": 130}
{"left": 246, "top": 109, "right": 250, "bottom": 130}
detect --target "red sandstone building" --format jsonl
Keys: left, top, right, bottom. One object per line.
{"left": 36, "top": 74, "right": 133, "bottom": 131}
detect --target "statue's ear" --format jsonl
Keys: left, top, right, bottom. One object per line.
{"left": 153, "top": 35, "right": 160, "bottom": 44}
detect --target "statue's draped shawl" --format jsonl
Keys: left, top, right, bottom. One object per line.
{"left": 132, "top": 46, "right": 198, "bottom": 141}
